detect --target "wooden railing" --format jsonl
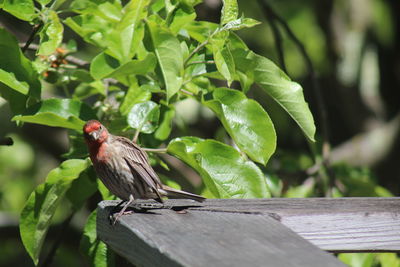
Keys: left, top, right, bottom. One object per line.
{"left": 97, "top": 198, "right": 400, "bottom": 266}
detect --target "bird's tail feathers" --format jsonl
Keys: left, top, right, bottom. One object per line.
{"left": 159, "top": 185, "right": 205, "bottom": 202}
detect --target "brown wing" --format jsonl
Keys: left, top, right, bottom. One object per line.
{"left": 113, "top": 135, "right": 163, "bottom": 201}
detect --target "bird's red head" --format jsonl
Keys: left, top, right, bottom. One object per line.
{"left": 83, "top": 120, "right": 109, "bottom": 144}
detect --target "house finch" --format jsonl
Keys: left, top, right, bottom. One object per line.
{"left": 83, "top": 120, "right": 205, "bottom": 224}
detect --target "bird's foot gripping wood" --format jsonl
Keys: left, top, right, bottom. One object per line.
{"left": 109, "top": 210, "right": 134, "bottom": 225}
{"left": 108, "top": 196, "right": 167, "bottom": 225}
{"left": 109, "top": 195, "right": 136, "bottom": 225}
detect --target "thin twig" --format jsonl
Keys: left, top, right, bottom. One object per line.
{"left": 20, "top": 43, "right": 90, "bottom": 67}
{"left": 22, "top": 22, "right": 43, "bottom": 53}
{"left": 133, "top": 129, "right": 140, "bottom": 143}
{"left": 259, "top": 0, "right": 330, "bottom": 161}
{"left": 187, "top": 60, "right": 215, "bottom": 66}
{"left": 141, "top": 148, "right": 167, "bottom": 153}
{"left": 65, "top": 55, "right": 89, "bottom": 67}
{"left": 184, "top": 40, "right": 210, "bottom": 67}
{"left": 258, "top": 0, "right": 334, "bottom": 196}
{"left": 260, "top": 3, "right": 287, "bottom": 72}
{"left": 180, "top": 88, "right": 194, "bottom": 96}
{"left": 40, "top": 213, "right": 74, "bottom": 267}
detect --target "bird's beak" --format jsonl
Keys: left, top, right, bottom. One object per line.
{"left": 88, "top": 131, "right": 99, "bottom": 141}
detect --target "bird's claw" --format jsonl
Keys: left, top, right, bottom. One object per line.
{"left": 108, "top": 210, "right": 134, "bottom": 225}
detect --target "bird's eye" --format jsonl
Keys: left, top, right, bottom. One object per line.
{"left": 99, "top": 125, "right": 103, "bottom": 130}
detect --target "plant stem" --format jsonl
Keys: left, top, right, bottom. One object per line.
{"left": 184, "top": 40, "right": 210, "bottom": 67}
{"left": 187, "top": 60, "right": 215, "bottom": 66}
{"left": 258, "top": 0, "right": 330, "bottom": 162}
{"left": 22, "top": 22, "right": 43, "bottom": 53}
{"left": 141, "top": 148, "right": 167, "bottom": 153}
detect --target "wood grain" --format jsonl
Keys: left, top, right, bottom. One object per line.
{"left": 192, "top": 198, "right": 400, "bottom": 252}
{"left": 97, "top": 198, "right": 400, "bottom": 266}
{"left": 97, "top": 201, "right": 346, "bottom": 267}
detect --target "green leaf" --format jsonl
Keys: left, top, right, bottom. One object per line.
{"left": 63, "top": 15, "right": 113, "bottom": 49}
{"left": 66, "top": 166, "right": 98, "bottom": 210}
{"left": 36, "top": 0, "right": 52, "bottom": 5}
{"left": 220, "top": 0, "right": 238, "bottom": 25}
{"left": 0, "top": 69, "right": 29, "bottom": 94}
{"left": 80, "top": 210, "right": 115, "bottom": 267}
{"left": 66, "top": 0, "right": 149, "bottom": 61}
{"left": 210, "top": 31, "right": 235, "bottom": 85}
{"left": 185, "top": 21, "right": 218, "bottom": 43}
{"left": 20, "top": 159, "right": 91, "bottom": 265}
{"left": 285, "top": 181, "right": 315, "bottom": 198}
{"left": 168, "top": 137, "right": 270, "bottom": 198}
{"left": 233, "top": 49, "right": 316, "bottom": 141}
{"left": 170, "top": 8, "right": 196, "bottom": 35}
{"left": 90, "top": 52, "right": 156, "bottom": 80}
{"left": 237, "top": 70, "right": 253, "bottom": 93}
{"left": 154, "top": 104, "right": 175, "bottom": 140}
{"left": 203, "top": 88, "right": 276, "bottom": 165}
{"left": 377, "top": 253, "right": 400, "bottom": 267}
{"left": 70, "top": 0, "right": 122, "bottom": 20}
{"left": 12, "top": 98, "right": 96, "bottom": 130}
{"left": 147, "top": 19, "right": 183, "bottom": 100}
{"left": 222, "top": 17, "right": 261, "bottom": 31}
{"left": 2, "top": 0, "right": 36, "bottom": 21}
{"left": 212, "top": 43, "right": 235, "bottom": 86}
{"left": 106, "top": 0, "right": 150, "bottom": 61}
{"left": 63, "top": 133, "right": 88, "bottom": 159}
{"left": 120, "top": 83, "right": 152, "bottom": 115}
{"left": 127, "top": 101, "right": 160, "bottom": 134}
{"left": 37, "top": 11, "right": 64, "bottom": 56}
{"left": 338, "top": 253, "right": 374, "bottom": 267}
{"left": 0, "top": 28, "right": 41, "bottom": 114}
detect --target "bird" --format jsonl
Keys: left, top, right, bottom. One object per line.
{"left": 83, "top": 120, "right": 205, "bottom": 224}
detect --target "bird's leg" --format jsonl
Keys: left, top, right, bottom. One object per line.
{"left": 108, "top": 200, "right": 125, "bottom": 224}
{"left": 112, "top": 194, "right": 135, "bottom": 225}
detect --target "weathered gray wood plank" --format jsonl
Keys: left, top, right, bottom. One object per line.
{"left": 191, "top": 198, "right": 400, "bottom": 252}
{"left": 97, "top": 201, "right": 346, "bottom": 267}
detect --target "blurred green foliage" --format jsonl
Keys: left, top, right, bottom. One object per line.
{"left": 1, "top": 0, "right": 399, "bottom": 266}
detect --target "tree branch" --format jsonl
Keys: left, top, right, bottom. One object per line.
{"left": 22, "top": 22, "right": 43, "bottom": 53}
{"left": 258, "top": 0, "right": 330, "bottom": 160}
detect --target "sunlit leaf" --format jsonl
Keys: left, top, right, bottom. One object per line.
{"left": 127, "top": 101, "right": 160, "bottom": 134}
{"left": 120, "top": 83, "right": 152, "bottom": 115}
{"left": 154, "top": 104, "right": 175, "bottom": 140}
{"left": 222, "top": 17, "right": 261, "bottom": 31}
{"left": 0, "top": 69, "right": 29, "bottom": 95}
{"left": 147, "top": 19, "right": 183, "bottom": 100}
{"left": 2, "top": 0, "right": 36, "bottom": 21}
{"left": 106, "top": 0, "right": 150, "bottom": 61}
{"left": 37, "top": 11, "right": 64, "bottom": 56}
{"left": 170, "top": 8, "right": 196, "bottom": 35}
{"left": 203, "top": 88, "right": 276, "bottom": 165}
{"left": 220, "top": 0, "right": 238, "bottom": 25}
{"left": 20, "top": 159, "right": 91, "bottom": 265}
{"left": 233, "top": 49, "right": 316, "bottom": 141}
{"left": 168, "top": 137, "right": 270, "bottom": 198}
{"left": 338, "top": 253, "right": 374, "bottom": 267}
{"left": 213, "top": 44, "right": 235, "bottom": 85}
{"left": 12, "top": 98, "right": 96, "bottom": 130}
{"left": 90, "top": 52, "right": 156, "bottom": 80}
{"left": 185, "top": 21, "right": 218, "bottom": 43}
